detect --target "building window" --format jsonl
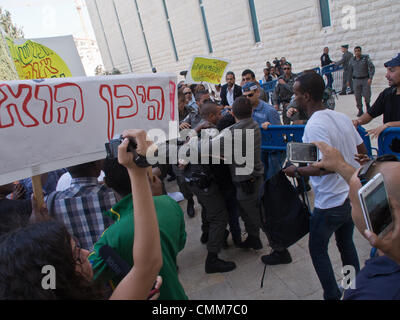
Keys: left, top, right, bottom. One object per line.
{"left": 248, "top": 0, "right": 261, "bottom": 43}
{"left": 198, "top": 0, "right": 213, "bottom": 54}
{"left": 162, "top": 0, "right": 179, "bottom": 61}
{"left": 319, "top": 0, "right": 331, "bottom": 28}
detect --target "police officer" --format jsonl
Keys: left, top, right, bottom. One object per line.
{"left": 348, "top": 46, "right": 375, "bottom": 117}
{"left": 335, "top": 45, "right": 354, "bottom": 95}
{"left": 272, "top": 62, "right": 297, "bottom": 124}
{"left": 175, "top": 91, "right": 196, "bottom": 217}
{"left": 182, "top": 101, "right": 236, "bottom": 274}
{"left": 200, "top": 97, "right": 265, "bottom": 250}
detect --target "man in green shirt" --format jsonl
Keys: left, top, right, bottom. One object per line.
{"left": 89, "top": 158, "right": 188, "bottom": 300}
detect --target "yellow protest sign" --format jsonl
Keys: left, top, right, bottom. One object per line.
{"left": 187, "top": 56, "right": 230, "bottom": 84}
{"left": 6, "top": 37, "right": 72, "bottom": 80}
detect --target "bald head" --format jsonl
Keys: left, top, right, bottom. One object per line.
{"left": 200, "top": 101, "right": 222, "bottom": 125}
{"left": 349, "top": 161, "right": 400, "bottom": 238}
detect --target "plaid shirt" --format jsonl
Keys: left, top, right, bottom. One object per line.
{"left": 50, "top": 177, "right": 117, "bottom": 250}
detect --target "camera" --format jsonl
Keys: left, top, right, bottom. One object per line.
{"left": 273, "top": 58, "right": 281, "bottom": 67}
{"left": 105, "top": 135, "right": 151, "bottom": 168}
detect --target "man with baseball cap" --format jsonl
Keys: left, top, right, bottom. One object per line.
{"left": 242, "top": 81, "right": 281, "bottom": 130}
{"left": 352, "top": 53, "right": 400, "bottom": 139}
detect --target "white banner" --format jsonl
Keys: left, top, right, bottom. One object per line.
{"left": 0, "top": 73, "right": 178, "bottom": 184}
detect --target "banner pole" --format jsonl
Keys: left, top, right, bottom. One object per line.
{"left": 31, "top": 175, "right": 45, "bottom": 208}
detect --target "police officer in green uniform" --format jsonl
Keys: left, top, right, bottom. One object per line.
{"left": 198, "top": 97, "right": 265, "bottom": 250}
{"left": 181, "top": 102, "right": 236, "bottom": 274}
{"left": 348, "top": 46, "right": 375, "bottom": 117}
{"left": 335, "top": 45, "right": 354, "bottom": 95}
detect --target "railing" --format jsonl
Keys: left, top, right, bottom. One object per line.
{"left": 378, "top": 127, "right": 400, "bottom": 159}
{"left": 261, "top": 125, "right": 376, "bottom": 156}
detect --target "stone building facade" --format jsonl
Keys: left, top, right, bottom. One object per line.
{"left": 85, "top": 0, "right": 400, "bottom": 87}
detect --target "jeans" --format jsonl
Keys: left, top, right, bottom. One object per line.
{"left": 309, "top": 199, "right": 360, "bottom": 300}
{"left": 325, "top": 73, "right": 333, "bottom": 89}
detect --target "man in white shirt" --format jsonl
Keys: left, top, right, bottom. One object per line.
{"left": 283, "top": 71, "right": 368, "bottom": 300}
{"left": 220, "top": 71, "right": 242, "bottom": 109}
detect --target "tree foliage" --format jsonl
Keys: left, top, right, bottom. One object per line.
{"left": 0, "top": 6, "right": 24, "bottom": 39}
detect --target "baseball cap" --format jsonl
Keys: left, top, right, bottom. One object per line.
{"left": 341, "top": 44, "right": 349, "bottom": 49}
{"left": 242, "top": 82, "right": 259, "bottom": 93}
{"left": 384, "top": 53, "right": 400, "bottom": 68}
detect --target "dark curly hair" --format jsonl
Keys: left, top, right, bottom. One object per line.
{"left": 0, "top": 221, "right": 105, "bottom": 300}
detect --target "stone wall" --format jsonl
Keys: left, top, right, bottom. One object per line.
{"left": 86, "top": 0, "right": 400, "bottom": 88}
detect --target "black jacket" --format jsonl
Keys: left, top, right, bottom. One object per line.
{"left": 220, "top": 84, "right": 242, "bottom": 106}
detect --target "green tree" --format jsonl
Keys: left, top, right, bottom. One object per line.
{"left": 0, "top": 6, "right": 24, "bottom": 39}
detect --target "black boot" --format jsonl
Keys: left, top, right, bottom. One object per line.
{"left": 237, "top": 235, "right": 262, "bottom": 250}
{"left": 261, "top": 249, "right": 292, "bottom": 265}
{"left": 187, "top": 198, "right": 195, "bottom": 218}
{"left": 357, "top": 108, "right": 364, "bottom": 117}
{"left": 205, "top": 252, "right": 236, "bottom": 274}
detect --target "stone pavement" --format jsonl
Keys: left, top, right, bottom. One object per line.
{"left": 168, "top": 88, "right": 385, "bottom": 300}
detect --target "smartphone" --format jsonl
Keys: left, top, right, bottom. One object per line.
{"left": 287, "top": 142, "right": 319, "bottom": 164}
{"left": 358, "top": 173, "right": 393, "bottom": 237}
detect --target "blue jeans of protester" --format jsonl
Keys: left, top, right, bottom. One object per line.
{"left": 309, "top": 198, "right": 360, "bottom": 300}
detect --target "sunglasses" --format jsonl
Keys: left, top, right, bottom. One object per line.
{"left": 184, "top": 92, "right": 192, "bottom": 95}
{"left": 283, "top": 68, "right": 291, "bottom": 70}
{"left": 245, "top": 93, "right": 255, "bottom": 98}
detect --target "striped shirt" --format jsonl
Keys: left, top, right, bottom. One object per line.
{"left": 50, "top": 177, "right": 117, "bottom": 250}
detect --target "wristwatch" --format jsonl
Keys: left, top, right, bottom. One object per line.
{"left": 133, "top": 151, "right": 151, "bottom": 168}
{"left": 294, "top": 166, "right": 301, "bottom": 178}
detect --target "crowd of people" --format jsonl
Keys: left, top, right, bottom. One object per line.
{"left": 0, "top": 49, "right": 399, "bottom": 300}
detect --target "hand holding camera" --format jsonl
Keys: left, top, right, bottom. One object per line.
{"left": 106, "top": 129, "right": 156, "bottom": 170}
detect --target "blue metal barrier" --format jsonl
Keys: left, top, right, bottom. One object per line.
{"left": 321, "top": 64, "right": 343, "bottom": 75}
{"left": 261, "top": 125, "right": 305, "bottom": 151}
{"left": 378, "top": 127, "right": 400, "bottom": 159}
{"left": 260, "top": 79, "right": 277, "bottom": 93}
{"left": 321, "top": 65, "right": 344, "bottom": 93}
{"left": 260, "top": 125, "right": 375, "bottom": 155}
{"left": 357, "top": 126, "right": 376, "bottom": 158}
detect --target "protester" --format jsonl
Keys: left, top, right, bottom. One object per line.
{"left": 46, "top": 160, "right": 117, "bottom": 250}
{"left": 90, "top": 156, "right": 187, "bottom": 299}
{"left": 272, "top": 62, "right": 297, "bottom": 124}
{"left": 270, "top": 66, "right": 278, "bottom": 80}
{"left": 242, "top": 69, "right": 269, "bottom": 103}
{"left": 283, "top": 72, "right": 367, "bottom": 300}
{"left": 0, "top": 130, "right": 162, "bottom": 300}
{"left": 19, "top": 169, "right": 66, "bottom": 200}
{"left": 183, "top": 86, "right": 198, "bottom": 111}
{"left": 220, "top": 71, "right": 242, "bottom": 109}
{"left": 262, "top": 68, "right": 273, "bottom": 83}
{"left": 311, "top": 142, "right": 400, "bottom": 299}
{"left": 352, "top": 53, "right": 400, "bottom": 139}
